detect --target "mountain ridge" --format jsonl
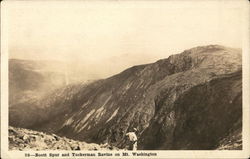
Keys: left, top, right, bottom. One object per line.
{"left": 9, "top": 45, "right": 242, "bottom": 150}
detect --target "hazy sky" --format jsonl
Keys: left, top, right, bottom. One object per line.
{"left": 3, "top": 1, "right": 244, "bottom": 79}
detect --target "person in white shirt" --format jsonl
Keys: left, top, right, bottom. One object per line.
{"left": 125, "top": 128, "right": 138, "bottom": 150}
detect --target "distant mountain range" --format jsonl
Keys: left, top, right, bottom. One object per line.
{"left": 9, "top": 59, "right": 68, "bottom": 106}
{"left": 9, "top": 45, "right": 242, "bottom": 150}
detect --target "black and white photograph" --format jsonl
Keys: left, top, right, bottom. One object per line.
{"left": 1, "top": 0, "right": 249, "bottom": 158}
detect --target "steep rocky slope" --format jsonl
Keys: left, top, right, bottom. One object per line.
{"left": 140, "top": 70, "right": 242, "bottom": 149}
{"left": 9, "top": 45, "right": 242, "bottom": 150}
{"left": 9, "top": 126, "right": 116, "bottom": 150}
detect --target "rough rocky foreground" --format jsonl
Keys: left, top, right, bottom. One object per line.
{"left": 9, "top": 126, "right": 118, "bottom": 151}
{"left": 10, "top": 45, "right": 242, "bottom": 150}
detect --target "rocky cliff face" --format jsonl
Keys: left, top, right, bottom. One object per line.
{"left": 9, "top": 45, "right": 242, "bottom": 150}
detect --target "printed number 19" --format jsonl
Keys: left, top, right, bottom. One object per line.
{"left": 25, "top": 153, "right": 30, "bottom": 157}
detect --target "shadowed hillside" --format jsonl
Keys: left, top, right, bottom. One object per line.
{"left": 9, "top": 45, "right": 242, "bottom": 150}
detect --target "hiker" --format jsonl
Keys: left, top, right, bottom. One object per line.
{"left": 125, "top": 128, "right": 138, "bottom": 150}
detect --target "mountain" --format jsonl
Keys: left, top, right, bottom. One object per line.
{"left": 9, "top": 59, "right": 68, "bottom": 106}
{"left": 9, "top": 45, "right": 242, "bottom": 150}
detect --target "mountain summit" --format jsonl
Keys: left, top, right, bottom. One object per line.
{"left": 9, "top": 45, "right": 242, "bottom": 150}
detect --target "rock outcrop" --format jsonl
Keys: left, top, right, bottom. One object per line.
{"left": 9, "top": 126, "right": 117, "bottom": 151}
{"left": 9, "top": 45, "right": 242, "bottom": 150}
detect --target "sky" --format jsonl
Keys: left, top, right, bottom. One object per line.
{"left": 3, "top": 0, "right": 244, "bottom": 79}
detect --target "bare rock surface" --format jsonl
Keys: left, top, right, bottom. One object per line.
{"left": 9, "top": 126, "right": 117, "bottom": 151}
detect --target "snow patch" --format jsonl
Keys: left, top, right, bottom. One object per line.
{"left": 74, "top": 109, "right": 95, "bottom": 132}
{"left": 95, "top": 107, "right": 105, "bottom": 119}
{"left": 106, "top": 108, "right": 119, "bottom": 123}
{"left": 77, "top": 122, "right": 89, "bottom": 133}
{"left": 95, "top": 96, "right": 111, "bottom": 119}
{"left": 81, "top": 100, "right": 91, "bottom": 108}
{"left": 101, "top": 96, "right": 112, "bottom": 107}
{"left": 81, "top": 109, "right": 96, "bottom": 125}
{"left": 125, "top": 82, "right": 133, "bottom": 90}
{"left": 63, "top": 118, "right": 74, "bottom": 126}
{"left": 87, "top": 125, "right": 91, "bottom": 130}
